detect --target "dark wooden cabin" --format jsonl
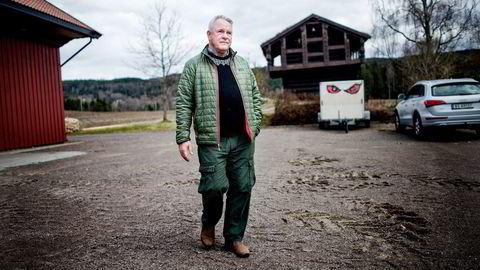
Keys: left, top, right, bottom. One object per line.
{"left": 261, "top": 14, "right": 370, "bottom": 93}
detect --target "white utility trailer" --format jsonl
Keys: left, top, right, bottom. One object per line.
{"left": 317, "top": 80, "right": 370, "bottom": 133}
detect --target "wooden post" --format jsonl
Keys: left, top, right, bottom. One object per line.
{"left": 322, "top": 24, "right": 329, "bottom": 63}
{"left": 266, "top": 44, "right": 272, "bottom": 70}
{"left": 344, "top": 33, "right": 350, "bottom": 61}
{"left": 301, "top": 25, "right": 307, "bottom": 64}
{"left": 281, "top": 37, "right": 287, "bottom": 67}
{"left": 359, "top": 38, "right": 365, "bottom": 61}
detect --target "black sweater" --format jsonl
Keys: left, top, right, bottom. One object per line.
{"left": 208, "top": 51, "right": 245, "bottom": 137}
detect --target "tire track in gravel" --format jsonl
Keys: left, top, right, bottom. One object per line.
{"left": 276, "top": 151, "right": 436, "bottom": 267}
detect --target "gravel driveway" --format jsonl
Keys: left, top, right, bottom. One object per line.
{"left": 1, "top": 124, "right": 480, "bottom": 269}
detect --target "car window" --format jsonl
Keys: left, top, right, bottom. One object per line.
{"left": 406, "top": 85, "right": 422, "bottom": 99}
{"left": 432, "top": 82, "right": 480, "bottom": 96}
{"left": 418, "top": 85, "right": 425, "bottom": 97}
{"left": 406, "top": 87, "right": 415, "bottom": 99}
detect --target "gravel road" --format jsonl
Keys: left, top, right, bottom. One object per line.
{"left": 1, "top": 124, "right": 480, "bottom": 269}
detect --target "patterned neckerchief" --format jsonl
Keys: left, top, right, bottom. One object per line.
{"left": 207, "top": 47, "right": 231, "bottom": 66}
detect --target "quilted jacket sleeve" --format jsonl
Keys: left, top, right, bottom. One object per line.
{"left": 250, "top": 68, "right": 263, "bottom": 136}
{"left": 176, "top": 59, "right": 196, "bottom": 145}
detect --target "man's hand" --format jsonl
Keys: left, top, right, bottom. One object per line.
{"left": 179, "top": 141, "right": 194, "bottom": 162}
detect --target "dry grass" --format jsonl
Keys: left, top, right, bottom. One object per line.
{"left": 65, "top": 110, "right": 175, "bottom": 129}
{"left": 66, "top": 98, "right": 276, "bottom": 130}
{"left": 271, "top": 93, "right": 319, "bottom": 125}
{"left": 65, "top": 99, "right": 277, "bottom": 135}
{"left": 71, "top": 121, "right": 176, "bottom": 135}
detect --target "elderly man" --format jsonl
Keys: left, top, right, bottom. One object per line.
{"left": 175, "top": 15, "right": 262, "bottom": 258}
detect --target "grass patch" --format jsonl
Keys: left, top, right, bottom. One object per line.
{"left": 71, "top": 121, "right": 176, "bottom": 135}
{"left": 262, "top": 113, "right": 274, "bottom": 127}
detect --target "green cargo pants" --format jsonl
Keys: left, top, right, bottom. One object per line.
{"left": 197, "top": 134, "right": 255, "bottom": 242}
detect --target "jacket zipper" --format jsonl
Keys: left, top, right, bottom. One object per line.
{"left": 229, "top": 60, "right": 253, "bottom": 141}
{"left": 211, "top": 64, "right": 221, "bottom": 150}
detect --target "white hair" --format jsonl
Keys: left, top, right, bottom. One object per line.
{"left": 208, "top": 15, "right": 233, "bottom": 31}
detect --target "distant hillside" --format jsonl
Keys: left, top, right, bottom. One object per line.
{"left": 63, "top": 75, "right": 180, "bottom": 99}
{"left": 63, "top": 75, "right": 181, "bottom": 112}
{"left": 63, "top": 74, "right": 180, "bottom": 111}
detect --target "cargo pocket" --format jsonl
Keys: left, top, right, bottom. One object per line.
{"left": 248, "top": 159, "right": 256, "bottom": 189}
{"left": 198, "top": 164, "right": 216, "bottom": 194}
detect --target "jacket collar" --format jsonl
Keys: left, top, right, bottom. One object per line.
{"left": 201, "top": 45, "right": 237, "bottom": 63}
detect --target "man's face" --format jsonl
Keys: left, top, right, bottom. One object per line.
{"left": 207, "top": 19, "right": 232, "bottom": 55}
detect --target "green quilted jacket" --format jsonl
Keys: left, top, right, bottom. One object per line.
{"left": 176, "top": 46, "right": 263, "bottom": 145}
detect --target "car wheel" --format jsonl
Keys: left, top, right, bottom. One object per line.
{"left": 395, "top": 112, "right": 405, "bottom": 133}
{"left": 413, "top": 114, "right": 426, "bottom": 139}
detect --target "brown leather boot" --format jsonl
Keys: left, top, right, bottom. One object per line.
{"left": 200, "top": 227, "right": 215, "bottom": 249}
{"left": 227, "top": 241, "right": 250, "bottom": 258}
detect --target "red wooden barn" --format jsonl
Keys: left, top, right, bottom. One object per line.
{"left": 0, "top": 0, "right": 101, "bottom": 151}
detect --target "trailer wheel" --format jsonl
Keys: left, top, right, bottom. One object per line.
{"left": 319, "top": 121, "right": 329, "bottom": 129}
{"left": 365, "top": 120, "right": 370, "bottom": 128}
{"left": 343, "top": 120, "right": 348, "bottom": 133}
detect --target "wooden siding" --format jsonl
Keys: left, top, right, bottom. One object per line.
{"left": 0, "top": 35, "right": 65, "bottom": 151}
{"left": 261, "top": 15, "right": 370, "bottom": 93}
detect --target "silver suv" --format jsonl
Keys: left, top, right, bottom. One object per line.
{"left": 395, "top": 78, "right": 480, "bottom": 138}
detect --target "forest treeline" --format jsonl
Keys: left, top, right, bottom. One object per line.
{"left": 359, "top": 49, "right": 480, "bottom": 100}
{"left": 63, "top": 76, "right": 176, "bottom": 111}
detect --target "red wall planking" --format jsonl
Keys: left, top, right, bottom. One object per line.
{"left": 0, "top": 35, "right": 66, "bottom": 151}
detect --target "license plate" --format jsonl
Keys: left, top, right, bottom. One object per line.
{"left": 452, "top": 103, "right": 473, "bottom": 110}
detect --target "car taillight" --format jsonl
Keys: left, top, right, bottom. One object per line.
{"left": 424, "top": 100, "right": 446, "bottom": 107}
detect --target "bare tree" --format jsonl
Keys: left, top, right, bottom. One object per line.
{"left": 371, "top": 20, "right": 400, "bottom": 59}
{"left": 372, "top": 0, "right": 479, "bottom": 85}
{"left": 131, "top": 1, "right": 192, "bottom": 121}
{"left": 472, "top": 8, "right": 480, "bottom": 47}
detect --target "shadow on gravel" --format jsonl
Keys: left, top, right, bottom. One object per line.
{"left": 319, "top": 125, "right": 370, "bottom": 133}
{"left": 383, "top": 128, "right": 479, "bottom": 143}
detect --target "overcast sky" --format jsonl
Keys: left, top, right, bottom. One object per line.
{"left": 49, "top": 0, "right": 374, "bottom": 80}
